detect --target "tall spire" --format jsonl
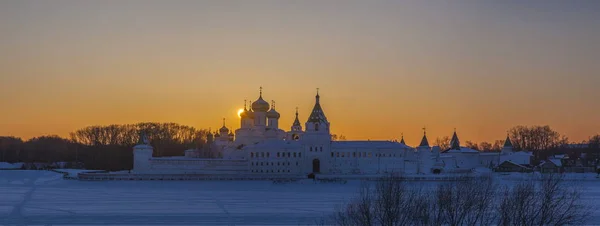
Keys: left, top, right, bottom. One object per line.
{"left": 504, "top": 133, "right": 513, "bottom": 148}
{"left": 259, "top": 86, "right": 263, "bottom": 97}
{"left": 271, "top": 100, "right": 275, "bottom": 110}
{"left": 419, "top": 127, "right": 429, "bottom": 147}
{"left": 244, "top": 99, "right": 247, "bottom": 110}
{"left": 307, "top": 89, "right": 328, "bottom": 124}
{"left": 450, "top": 130, "right": 460, "bottom": 150}
{"left": 316, "top": 88, "right": 320, "bottom": 103}
{"left": 400, "top": 133, "right": 406, "bottom": 145}
{"left": 293, "top": 107, "right": 301, "bottom": 126}
{"left": 222, "top": 118, "right": 226, "bottom": 127}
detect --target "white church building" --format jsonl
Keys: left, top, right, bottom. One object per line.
{"left": 132, "top": 89, "right": 530, "bottom": 178}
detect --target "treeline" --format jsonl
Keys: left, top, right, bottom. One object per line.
{"left": 0, "top": 123, "right": 208, "bottom": 171}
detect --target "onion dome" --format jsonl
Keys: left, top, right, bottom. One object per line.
{"left": 240, "top": 100, "right": 249, "bottom": 118}
{"left": 247, "top": 108, "right": 255, "bottom": 119}
{"left": 266, "top": 100, "right": 280, "bottom": 119}
{"left": 251, "top": 87, "right": 270, "bottom": 112}
{"left": 219, "top": 118, "right": 229, "bottom": 134}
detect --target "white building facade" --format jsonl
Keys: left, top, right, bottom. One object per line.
{"left": 133, "top": 89, "right": 526, "bottom": 177}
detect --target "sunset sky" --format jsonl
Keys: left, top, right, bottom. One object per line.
{"left": 1, "top": 0, "right": 599, "bottom": 145}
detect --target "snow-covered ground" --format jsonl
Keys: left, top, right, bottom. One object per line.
{"left": 1, "top": 170, "right": 600, "bottom": 225}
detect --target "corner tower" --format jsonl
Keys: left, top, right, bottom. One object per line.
{"left": 304, "top": 89, "right": 331, "bottom": 142}
{"left": 501, "top": 134, "right": 513, "bottom": 154}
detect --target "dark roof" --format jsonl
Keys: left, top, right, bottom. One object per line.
{"left": 498, "top": 160, "right": 531, "bottom": 169}
{"left": 292, "top": 110, "right": 301, "bottom": 127}
{"left": 307, "top": 94, "right": 328, "bottom": 124}
{"left": 419, "top": 134, "right": 429, "bottom": 147}
{"left": 504, "top": 135, "right": 513, "bottom": 148}
{"left": 450, "top": 131, "right": 460, "bottom": 150}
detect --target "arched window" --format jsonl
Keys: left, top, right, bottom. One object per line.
{"left": 353, "top": 152, "right": 356, "bottom": 157}
{"left": 310, "top": 147, "right": 313, "bottom": 152}
{"left": 293, "top": 153, "right": 297, "bottom": 158}
{"left": 267, "top": 152, "right": 270, "bottom": 158}
{"left": 299, "top": 153, "right": 302, "bottom": 158}
{"left": 315, "top": 123, "right": 319, "bottom": 131}
{"left": 331, "top": 152, "right": 334, "bottom": 157}
{"left": 251, "top": 162, "right": 254, "bottom": 166}
{"left": 336, "top": 152, "right": 340, "bottom": 157}
{"left": 288, "top": 162, "right": 291, "bottom": 166}
{"left": 287, "top": 153, "right": 291, "bottom": 158}
{"left": 260, "top": 162, "right": 263, "bottom": 166}
{"left": 277, "top": 162, "right": 280, "bottom": 166}
{"left": 250, "top": 152, "right": 254, "bottom": 158}
{"left": 277, "top": 152, "right": 280, "bottom": 157}
{"left": 320, "top": 147, "right": 323, "bottom": 152}
{"left": 296, "top": 162, "right": 299, "bottom": 166}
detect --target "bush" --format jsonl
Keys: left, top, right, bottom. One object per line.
{"left": 328, "top": 174, "right": 589, "bottom": 226}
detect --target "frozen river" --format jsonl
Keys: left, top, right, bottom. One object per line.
{"left": 1, "top": 170, "right": 600, "bottom": 225}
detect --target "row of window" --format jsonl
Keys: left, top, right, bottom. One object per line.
{"left": 330, "top": 152, "right": 399, "bottom": 158}
{"left": 251, "top": 162, "right": 299, "bottom": 166}
{"left": 252, "top": 169, "right": 291, "bottom": 173}
{"left": 310, "top": 146, "right": 324, "bottom": 152}
{"left": 250, "top": 152, "right": 302, "bottom": 158}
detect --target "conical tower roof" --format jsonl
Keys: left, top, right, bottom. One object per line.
{"left": 307, "top": 89, "right": 328, "bottom": 124}
{"left": 419, "top": 129, "right": 430, "bottom": 147}
{"left": 292, "top": 108, "right": 301, "bottom": 127}
{"left": 504, "top": 134, "right": 513, "bottom": 148}
{"left": 450, "top": 130, "right": 460, "bottom": 150}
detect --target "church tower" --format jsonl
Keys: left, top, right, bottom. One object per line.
{"left": 288, "top": 107, "right": 304, "bottom": 141}
{"left": 501, "top": 134, "right": 513, "bottom": 154}
{"left": 266, "top": 100, "right": 280, "bottom": 130}
{"left": 240, "top": 100, "right": 253, "bottom": 129}
{"left": 304, "top": 89, "right": 331, "bottom": 142}
{"left": 417, "top": 129, "right": 431, "bottom": 174}
{"left": 449, "top": 130, "right": 460, "bottom": 150}
{"left": 400, "top": 133, "right": 406, "bottom": 145}
{"left": 251, "top": 87, "right": 270, "bottom": 130}
{"left": 133, "top": 131, "right": 154, "bottom": 172}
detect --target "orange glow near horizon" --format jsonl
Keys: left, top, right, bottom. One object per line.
{"left": 1, "top": 1, "right": 599, "bottom": 145}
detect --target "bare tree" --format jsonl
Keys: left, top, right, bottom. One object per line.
{"left": 464, "top": 140, "right": 479, "bottom": 151}
{"left": 509, "top": 125, "right": 568, "bottom": 160}
{"left": 331, "top": 134, "right": 347, "bottom": 141}
{"left": 497, "top": 173, "right": 589, "bottom": 226}
{"left": 435, "top": 136, "right": 451, "bottom": 150}
{"left": 331, "top": 177, "right": 430, "bottom": 226}
{"left": 478, "top": 142, "right": 492, "bottom": 152}
{"left": 432, "top": 176, "right": 497, "bottom": 226}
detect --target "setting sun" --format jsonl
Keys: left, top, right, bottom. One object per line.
{"left": 237, "top": 109, "right": 244, "bottom": 118}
